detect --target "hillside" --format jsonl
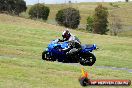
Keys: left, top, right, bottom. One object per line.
{"left": 21, "top": 2, "right": 132, "bottom": 37}
{"left": 46, "top": 2, "right": 132, "bottom": 37}
{"left": 0, "top": 14, "right": 132, "bottom": 88}
{"left": 46, "top": 3, "right": 132, "bottom": 25}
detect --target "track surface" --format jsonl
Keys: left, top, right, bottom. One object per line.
{"left": 65, "top": 63, "right": 132, "bottom": 73}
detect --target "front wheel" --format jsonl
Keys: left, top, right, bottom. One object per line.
{"left": 42, "top": 51, "right": 48, "bottom": 60}
{"left": 79, "top": 53, "right": 96, "bottom": 66}
{"left": 42, "top": 51, "right": 56, "bottom": 61}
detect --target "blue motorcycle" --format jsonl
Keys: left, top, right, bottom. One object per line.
{"left": 42, "top": 39, "right": 97, "bottom": 66}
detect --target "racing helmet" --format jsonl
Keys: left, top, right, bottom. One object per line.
{"left": 62, "top": 28, "right": 71, "bottom": 40}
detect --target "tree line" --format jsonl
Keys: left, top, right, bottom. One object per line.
{"left": 28, "top": 3, "right": 123, "bottom": 35}
{"left": 0, "top": 1, "right": 123, "bottom": 35}
{"left": 28, "top": 4, "right": 109, "bottom": 35}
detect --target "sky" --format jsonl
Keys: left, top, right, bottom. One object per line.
{"left": 24, "top": 0, "right": 129, "bottom": 5}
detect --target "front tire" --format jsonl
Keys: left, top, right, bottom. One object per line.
{"left": 80, "top": 53, "right": 96, "bottom": 66}
{"left": 42, "top": 51, "right": 47, "bottom": 60}
{"left": 42, "top": 51, "right": 56, "bottom": 61}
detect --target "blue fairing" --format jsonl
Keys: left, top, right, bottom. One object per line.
{"left": 48, "top": 40, "right": 69, "bottom": 50}
{"left": 81, "top": 44, "right": 97, "bottom": 53}
{"left": 46, "top": 39, "right": 96, "bottom": 54}
{"left": 46, "top": 39, "right": 70, "bottom": 61}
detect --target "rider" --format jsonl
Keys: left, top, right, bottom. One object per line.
{"left": 61, "top": 28, "right": 81, "bottom": 54}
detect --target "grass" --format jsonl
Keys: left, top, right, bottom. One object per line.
{"left": 0, "top": 57, "right": 132, "bottom": 88}
{"left": 0, "top": 14, "right": 132, "bottom": 87}
{"left": 0, "top": 14, "right": 132, "bottom": 68}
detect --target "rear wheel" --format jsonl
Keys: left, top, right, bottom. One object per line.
{"left": 80, "top": 53, "right": 96, "bottom": 66}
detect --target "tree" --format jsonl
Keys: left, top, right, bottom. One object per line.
{"left": 56, "top": 7, "right": 81, "bottom": 29}
{"left": 29, "top": 4, "right": 50, "bottom": 20}
{"left": 14, "top": 0, "right": 27, "bottom": 15}
{"left": 126, "top": 0, "right": 128, "bottom": 2}
{"left": 86, "top": 16, "right": 94, "bottom": 32}
{"left": 0, "top": 0, "right": 4, "bottom": 12}
{"left": 93, "top": 4, "right": 109, "bottom": 35}
{"left": 55, "top": 10, "right": 64, "bottom": 25}
{"left": 110, "top": 14, "right": 122, "bottom": 36}
{"left": 0, "top": 0, "right": 27, "bottom": 15}
{"left": 0, "top": 0, "right": 13, "bottom": 13}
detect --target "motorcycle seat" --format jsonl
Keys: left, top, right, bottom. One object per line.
{"left": 81, "top": 44, "right": 94, "bottom": 49}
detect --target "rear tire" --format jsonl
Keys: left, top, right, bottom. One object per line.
{"left": 80, "top": 53, "right": 96, "bottom": 66}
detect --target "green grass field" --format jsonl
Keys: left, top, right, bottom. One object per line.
{"left": 0, "top": 14, "right": 132, "bottom": 88}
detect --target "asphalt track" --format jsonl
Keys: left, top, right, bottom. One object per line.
{"left": 65, "top": 63, "right": 132, "bottom": 73}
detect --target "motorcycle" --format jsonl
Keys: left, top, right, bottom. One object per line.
{"left": 42, "top": 39, "right": 97, "bottom": 66}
